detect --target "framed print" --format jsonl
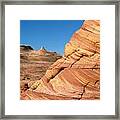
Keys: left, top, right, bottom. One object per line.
{"left": 0, "top": 0, "right": 119, "bottom": 119}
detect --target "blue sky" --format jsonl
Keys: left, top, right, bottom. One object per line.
{"left": 20, "top": 20, "right": 84, "bottom": 55}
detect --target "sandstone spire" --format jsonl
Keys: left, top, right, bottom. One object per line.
{"left": 40, "top": 46, "right": 46, "bottom": 51}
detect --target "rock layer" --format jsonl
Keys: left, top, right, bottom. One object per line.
{"left": 21, "top": 20, "right": 100, "bottom": 100}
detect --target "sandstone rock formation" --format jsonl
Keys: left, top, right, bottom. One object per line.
{"left": 21, "top": 20, "right": 100, "bottom": 100}
{"left": 20, "top": 46, "right": 62, "bottom": 94}
{"left": 20, "top": 45, "right": 61, "bottom": 63}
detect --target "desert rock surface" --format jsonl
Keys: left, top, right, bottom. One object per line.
{"left": 20, "top": 45, "right": 62, "bottom": 93}
{"left": 21, "top": 20, "right": 100, "bottom": 100}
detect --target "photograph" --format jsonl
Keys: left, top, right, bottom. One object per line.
{"left": 20, "top": 20, "right": 100, "bottom": 100}
{"left": 2, "top": 1, "right": 118, "bottom": 118}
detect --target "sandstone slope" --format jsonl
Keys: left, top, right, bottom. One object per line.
{"left": 20, "top": 46, "right": 62, "bottom": 94}
{"left": 21, "top": 20, "right": 100, "bottom": 100}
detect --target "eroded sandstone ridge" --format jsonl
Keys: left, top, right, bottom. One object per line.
{"left": 21, "top": 20, "right": 100, "bottom": 100}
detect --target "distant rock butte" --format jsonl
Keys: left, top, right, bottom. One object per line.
{"left": 20, "top": 45, "right": 33, "bottom": 51}
{"left": 20, "top": 45, "right": 62, "bottom": 62}
{"left": 21, "top": 20, "right": 100, "bottom": 100}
